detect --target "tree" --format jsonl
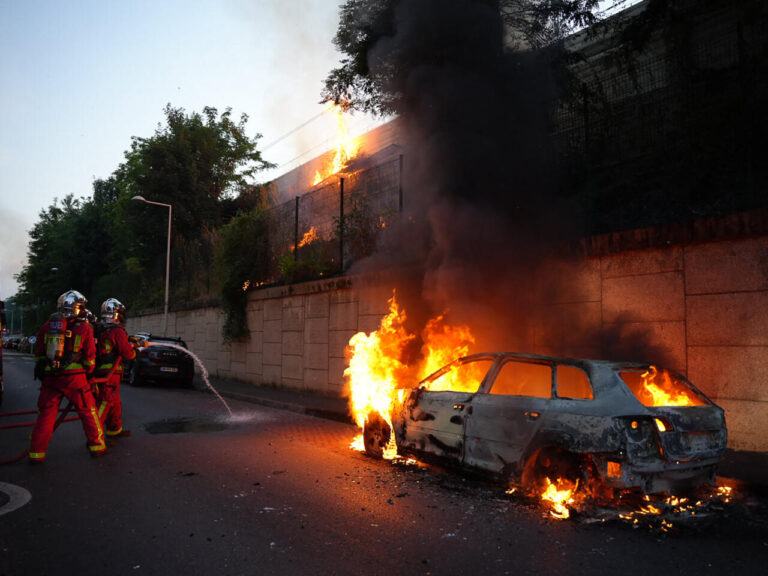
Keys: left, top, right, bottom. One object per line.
{"left": 322, "top": 0, "right": 600, "bottom": 115}
{"left": 115, "top": 104, "right": 273, "bottom": 243}
{"left": 14, "top": 193, "right": 112, "bottom": 331}
{"left": 105, "top": 105, "right": 274, "bottom": 309}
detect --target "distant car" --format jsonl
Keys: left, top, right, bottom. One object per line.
{"left": 122, "top": 333, "right": 195, "bottom": 387}
{"left": 363, "top": 352, "right": 727, "bottom": 495}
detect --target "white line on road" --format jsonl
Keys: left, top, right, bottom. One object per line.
{"left": 0, "top": 482, "right": 32, "bottom": 516}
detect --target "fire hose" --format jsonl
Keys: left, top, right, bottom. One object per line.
{"left": 0, "top": 361, "right": 122, "bottom": 466}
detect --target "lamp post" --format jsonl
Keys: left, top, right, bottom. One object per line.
{"left": 132, "top": 195, "right": 172, "bottom": 335}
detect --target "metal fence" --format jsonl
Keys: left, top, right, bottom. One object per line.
{"left": 551, "top": 6, "right": 768, "bottom": 233}
{"left": 262, "top": 155, "right": 403, "bottom": 283}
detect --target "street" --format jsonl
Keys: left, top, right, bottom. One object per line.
{"left": 1, "top": 351, "right": 768, "bottom": 576}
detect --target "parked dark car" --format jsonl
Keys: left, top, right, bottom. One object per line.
{"left": 363, "top": 352, "right": 727, "bottom": 495}
{"left": 123, "top": 333, "right": 195, "bottom": 387}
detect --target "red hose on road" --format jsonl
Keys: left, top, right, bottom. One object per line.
{"left": 0, "top": 402, "right": 75, "bottom": 465}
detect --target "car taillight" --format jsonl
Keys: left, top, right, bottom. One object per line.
{"left": 620, "top": 417, "right": 662, "bottom": 459}
{"left": 654, "top": 417, "right": 674, "bottom": 433}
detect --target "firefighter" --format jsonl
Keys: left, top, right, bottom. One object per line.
{"left": 29, "top": 290, "right": 106, "bottom": 463}
{"left": 93, "top": 298, "right": 136, "bottom": 438}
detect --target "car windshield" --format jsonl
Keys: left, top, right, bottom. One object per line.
{"left": 619, "top": 366, "right": 708, "bottom": 407}
{"left": 421, "top": 359, "right": 493, "bottom": 393}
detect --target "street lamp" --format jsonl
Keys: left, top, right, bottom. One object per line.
{"left": 132, "top": 195, "right": 172, "bottom": 335}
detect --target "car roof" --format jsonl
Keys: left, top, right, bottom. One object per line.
{"left": 457, "top": 352, "right": 651, "bottom": 370}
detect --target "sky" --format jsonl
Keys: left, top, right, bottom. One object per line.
{"left": 0, "top": 0, "right": 640, "bottom": 301}
{"left": 0, "top": 0, "right": 384, "bottom": 300}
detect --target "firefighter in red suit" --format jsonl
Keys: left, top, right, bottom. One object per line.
{"left": 29, "top": 290, "right": 106, "bottom": 463}
{"left": 93, "top": 298, "right": 136, "bottom": 438}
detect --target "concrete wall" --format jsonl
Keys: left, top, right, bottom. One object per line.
{"left": 128, "top": 235, "right": 768, "bottom": 452}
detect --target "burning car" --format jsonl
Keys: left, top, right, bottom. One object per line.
{"left": 362, "top": 352, "right": 727, "bottom": 496}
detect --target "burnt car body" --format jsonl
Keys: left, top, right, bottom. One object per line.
{"left": 123, "top": 333, "right": 195, "bottom": 387}
{"left": 366, "top": 353, "right": 727, "bottom": 494}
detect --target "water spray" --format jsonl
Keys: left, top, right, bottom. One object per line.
{"left": 145, "top": 341, "right": 233, "bottom": 417}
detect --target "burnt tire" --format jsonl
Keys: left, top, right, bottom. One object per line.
{"left": 362, "top": 412, "right": 392, "bottom": 459}
{"left": 524, "top": 447, "right": 583, "bottom": 491}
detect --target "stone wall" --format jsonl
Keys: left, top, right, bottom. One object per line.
{"left": 128, "top": 235, "right": 768, "bottom": 452}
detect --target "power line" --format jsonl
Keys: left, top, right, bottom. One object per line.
{"left": 261, "top": 109, "right": 329, "bottom": 151}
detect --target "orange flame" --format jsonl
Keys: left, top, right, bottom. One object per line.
{"left": 312, "top": 102, "right": 360, "bottom": 186}
{"left": 297, "top": 226, "right": 319, "bottom": 249}
{"left": 345, "top": 293, "right": 414, "bottom": 432}
{"left": 540, "top": 477, "right": 577, "bottom": 519}
{"left": 640, "top": 366, "right": 706, "bottom": 407}
{"left": 345, "top": 292, "right": 476, "bottom": 456}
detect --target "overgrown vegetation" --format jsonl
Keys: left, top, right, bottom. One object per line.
{"left": 215, "top": 210, "right": 271, "bottom": 342}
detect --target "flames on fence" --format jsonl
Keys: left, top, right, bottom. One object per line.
{"left": 312, "top": 101, "right": 360, "bottom": 186}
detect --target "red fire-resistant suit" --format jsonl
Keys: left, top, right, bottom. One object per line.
{"left": 29, "top": 318, "right": 105, "bottom": 462}
{"left": 93, "top": 323, "right": 135, "bottom": 436}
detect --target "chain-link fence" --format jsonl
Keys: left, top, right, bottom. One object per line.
{"left": 262, "top": 155, "right": 403, "bottom": 284}
{"left": 552, "top": 4, "right": 768, "bottom": 233}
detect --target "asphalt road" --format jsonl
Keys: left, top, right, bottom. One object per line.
{"left": 1, "top": 351, "right": 768, "bottom": 576}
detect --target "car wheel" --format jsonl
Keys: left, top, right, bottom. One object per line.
{"left": 127, "top": 363, "right": 143, "bottom": 387}
{"left": 524, "top": 447, "right": 583, "bottom": 490}
{"left": 362, "top": 412, "right": 392, "bottom": 458}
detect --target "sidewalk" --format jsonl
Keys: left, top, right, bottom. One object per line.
{"left": 202, "top": 377, "right": 353, "bottom": 425}
{"left": 203, "top": 377, "right": 768, "bottom": 493}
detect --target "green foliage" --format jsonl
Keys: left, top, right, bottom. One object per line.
{"left": 215, "top": 210, "right": 270, "bottom": 342}
{"left": 14, "top": 104, "right": 275, "bottom": 333}
{"left": 277, "top": 242, "right": 336, "bottom": 284}
{"left": 14, "top": 193, "right": 114, "bottom": 331}
{"left": 335, "top": 192, "right": 381, "bottom": 265}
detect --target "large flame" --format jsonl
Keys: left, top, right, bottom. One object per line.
{"left": 345, "top": 294, "right": 414, "bottom": 431}
{"left": 345, "top": 292, "right": 476, "bottom": 456}
{"left": 312, "top": 102, "right": 360, "bottom": 186}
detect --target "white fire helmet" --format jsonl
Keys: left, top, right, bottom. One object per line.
{"left": 100, "top": 298, "right": 126, "bottom": 325}
{"left": 57, "top": 290, "right": 87, "bottom": 319}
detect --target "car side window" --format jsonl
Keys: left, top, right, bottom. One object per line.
{"left": 424, "top": 359, "right": 494, "bottom": 393}
{"left": 556, "top": 365, "right": 593, "bottom": 400}
{"left": 490, "top": 361, "right": 552, "bottom": 398}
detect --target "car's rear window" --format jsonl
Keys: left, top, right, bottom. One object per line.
{"left": 619, "top": 366, "right": 708, "bottom": 407}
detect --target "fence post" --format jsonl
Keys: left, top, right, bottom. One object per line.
{"left": 339, "top": 177, "right": 345, "bottom": 272}
{"left": 398, "top": 154, "right": 404, "bottom": 213}
{"left": 294, "top": 196, "right": 299, "bottom": 261}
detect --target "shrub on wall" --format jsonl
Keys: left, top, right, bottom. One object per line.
{"left": 215, "top": 209, "right": 270, "bottom": 342}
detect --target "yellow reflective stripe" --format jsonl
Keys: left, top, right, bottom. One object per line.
{"left": 98, "top": 401, "right": 108, "bottom": 419}
{"left": 74, "top": 334, "right": 82, "bottom": 350}
{"left": 29, "top": 452, "right": 46, "bottom": 460}
{"left": 106, "top": 427, "right": 124, "bottom": 437}
{"left": 87, "top": 407, "right": 106, "bottom": 450}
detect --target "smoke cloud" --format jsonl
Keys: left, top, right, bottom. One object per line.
{"left": 352, "top": 0, "right": 665, "bottom": 365}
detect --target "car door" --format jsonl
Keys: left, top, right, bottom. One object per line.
{"left": 462, "top": 359, "right": 553, "bottom": 478}
{"left": 398, "top": 356, "right": 495, "bottom": 462}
